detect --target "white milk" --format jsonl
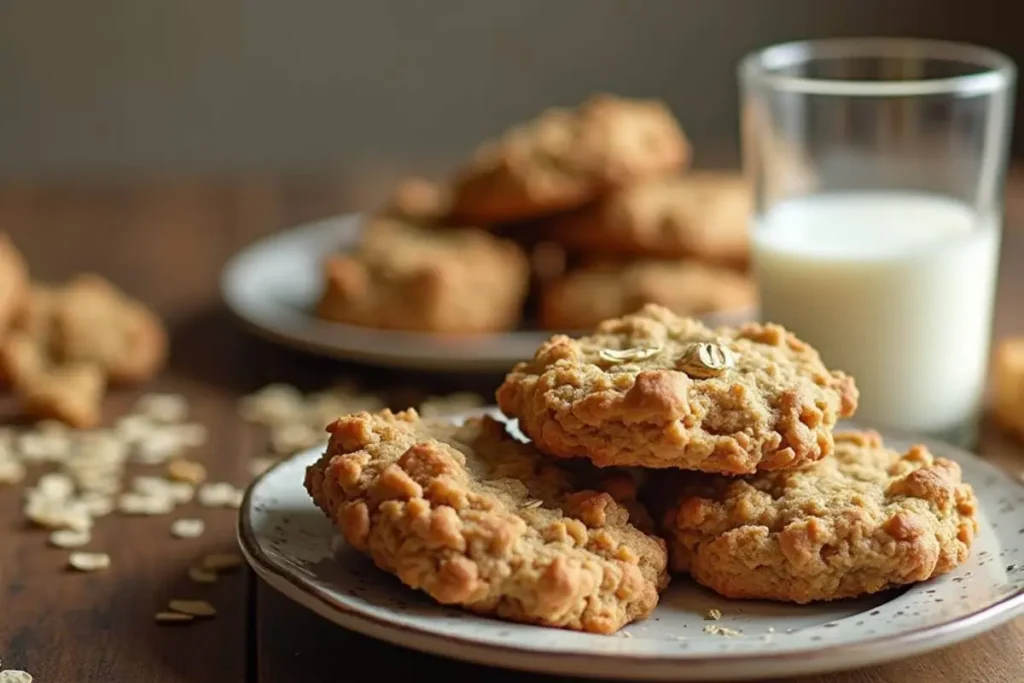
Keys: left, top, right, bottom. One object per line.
{"left": 752, "top": 192, "right": 1000, "bottom": 436}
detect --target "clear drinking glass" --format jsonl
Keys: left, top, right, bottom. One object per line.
{"left": 740, "top": 38, "right": 1016, "bottom": 448}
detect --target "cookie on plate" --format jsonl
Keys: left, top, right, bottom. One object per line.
{"left": 449, "top": 94, "right": 690, "bottom": 223}
{"left": 496, "top": 303, "right": 858, "bottom": 474}
{"left": 547, "top": 173, "right": 751, "bottom": 266}
{"left": 538, "top": 259, "right": 756, "bottom": 331}
{"left": 316, "top": 217, "right": 529, "bottom": 334}
{"left": 304, "top": 409, "right": 669, "bottom": 634}
{"left": 655, "top": 430, "right": 979, "bottom": 603}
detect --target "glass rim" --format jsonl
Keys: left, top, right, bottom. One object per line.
{"left": 740, "top": 37, "right": 1016, "bottom": 97}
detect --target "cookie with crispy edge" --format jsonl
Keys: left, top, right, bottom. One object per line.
{"left": 655, "top": 430, "right": 979, "bottom": 603}
{"left": 497, "top": 304, "right": 858, "bottom": 474}
{"left": 304, "top": 409, "right": 669, "bottom": 634}
{"left": 449, "top": 94, "right": 690, "bottom": 223}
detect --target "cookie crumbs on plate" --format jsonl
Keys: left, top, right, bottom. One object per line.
{"left": 702, "top": 625, "right": 742, "bottom": 637}
{"left": 620, "top": 630, "right": 633, "bottom": 638}
{"left": 170, "top": 518, "right": 205, "bottom": 539}
{"left": 705, "top": 608, "right": 722, "bottom": 621}
{"left": 68, "top": 552, "right": 110, "bottom": 572}
{"left": 155, "top": 611, "right": 194, "bottom": 624}
{"left": 168, "top": 599, "right": 216, "bottom": 617}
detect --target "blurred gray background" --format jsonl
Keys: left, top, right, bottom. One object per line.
{"left": 0, "top": 0, "right": 1018, "bottom": 176}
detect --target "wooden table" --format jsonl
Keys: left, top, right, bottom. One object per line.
{"left": 0, "top": 173, "right": 1022, "bottom": 683}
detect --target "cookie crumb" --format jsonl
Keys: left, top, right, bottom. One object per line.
{"left": 705, "top": 608, "right": 722, "bottom": 621}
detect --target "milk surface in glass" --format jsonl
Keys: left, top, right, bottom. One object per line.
{"left": 753, "top": 191, "right": 1000, "bottom": 436}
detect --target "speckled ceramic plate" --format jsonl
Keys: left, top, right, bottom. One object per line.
{"left": 219, "top": 214, "right": 757, "bottom": 371}
{"left": 237, "top": 408, "right": 1024, "bottom": 681}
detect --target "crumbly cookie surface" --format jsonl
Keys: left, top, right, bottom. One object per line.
{"left": 497, "top": 304, "right": 858, "bottom": 473}
{"left": 316, "top": 217, "right": 529, "bottom": 334}
{"left": 656, "top": 430, "right": 979, "bottom": 603}
{"left": 548, "top": 173, "right": 751, "bottom": 265}
{"left": 449, "top": 94, "right": 689, "bottom": 223}
{"left": 539, "top": 259, "right": 756, "bottom": 331}
{"left": 304, "top": 409, "right": 669, "bottom": 634}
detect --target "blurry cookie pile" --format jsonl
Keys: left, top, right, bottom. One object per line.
{"left": 304, "top": 304, "right": 981, "bottom": 635}
{"left": 314, "top": 94, "right": 756, "bottom": 334}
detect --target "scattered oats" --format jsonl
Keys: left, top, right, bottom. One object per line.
{"left": 702, "top": 625, "right": 741, "bottom": 637}
{"left": 76, "top": 430, "right": 128, "bottom": 461}
{"left": 135, "top": 393, "right": 189, "bottom": 423}
{"left": 78, "top": 493, "right": 115, "bottom": 518}
{"left": 619, "top": 630, "right": 633, "bottom": 638}
{"left": 705, "top": 608, "right": 722, "bottom": 621}
{"left": 16, "top": 431, "right": 71, "bottom": 462}
{"left": 25, "top": 498, "right": 92, "bottom": 532}
{"left": 36, "top": 473, "right": 75, "bottom": 500}
{"left": 269, "top": 422, "right": 319, "bottom": 456}
{"left": 248, "top": 456, "right": 276, "bottom": 479}
{"left": 114, "top": 414, "right": 154, "bottom": 444}
{"left": 167, "top": 481, "right": 194, "bottom": 505}
{"left": 202, "top": 552, "right": 243, "bottom": 572}
{"left": 0, "top": 459, "right": 26, "bottom": 485}
{"left": 49, "top": 528, "right": 92, "bottom": 549}
{"left": 132, "top": 476, "right": 175, "bottom": 497}
{"left": 168, "top": 599, "right": 217, "bottom": 617}
{"left": 118, "top": 492, "right": 175, "bottom": 516}
{"left": 68, "top": 551, "right": 110, "bottom": 572}
{"left": 166, "top": 458, "right": 206, "bottom": 486}
{"left": 134, "top": 428, "right": 185, "bottom": 464}
{"left": 175, "top": 423, "right": 208, "bottom": 448}
{"left": 238, "top": 384, "right": 305, "bottom": 426}
{"left": 0, "top": 670, "right": 34, "bottom": 683}
{"left": 197, "top": 482, "right": 243, "bottom": 509}
{"left": 188, "top": 566, "right": 218, "bottom": 584}
{"left": 155, "top": 611, "right": 194, "bottom": 624}
{"left": 170, "top": 518, "right": 205, "bottom": 539}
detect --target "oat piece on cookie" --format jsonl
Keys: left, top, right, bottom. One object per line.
{"left": 304, "top": 409, "right": 669, "bottom": 634}
{"left": 539, "top": 259, "right": 756, "bottom": 331}
{"left": 449, "top": 94, "right": 690, "bottom": 223}
{"left": 656, "top": 430, "right": 978, "bottom": 603}
{"left": 992, "top": 337, "right": 1024, "bottom": 440}
{"left": 316, "top": 217, "right": 529, "bottom": 334}
{"left": 497, "top": 304, "right": 858, "bottom": 474}
{"left": 547, "top": 173, "right": 751, "bottom": 266}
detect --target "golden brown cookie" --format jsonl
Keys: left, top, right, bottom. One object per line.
{"left": 316, "top": 217, "right": 529, "bottom": 334}
{"left": 538, "top": 259, "right": 757, "bottom": 331}
{"left": 304, "top": 409, "right": 669, "bottom": 634}
{"left": 547, "top": 173, "right": 751, "bottom": 265}
{"left": 497, "top": 304, "right": 858, "bottom": 474}
{"left": 992, "top": 337, "right": 1024, "bottom": 439}
{"left": 656, "top": 430, "right": 978, "bottom": 603}
{"left": 449, "top": 94, "right": 690, "bottom": 223}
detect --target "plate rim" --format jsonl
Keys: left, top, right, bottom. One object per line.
{"left": 218, "top": 213, "right": 759, "bottom": 371}
{"left": 236, "top": 410, "right": 1024, "bottom": 679}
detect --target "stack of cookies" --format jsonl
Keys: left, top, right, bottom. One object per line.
{"left": 304, "top": 304, "right": 980, "bottom": 635}
{"left": 315, "top": 93, "right": 756, "bottom": 335}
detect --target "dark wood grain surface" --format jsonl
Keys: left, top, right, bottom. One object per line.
{"left": 0, "top": 173, "right": 1021, "bottom": 683}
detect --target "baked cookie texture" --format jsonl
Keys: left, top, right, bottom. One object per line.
{"left": 656, "top": 430, "right": 979, "bottom": 603}
{"left": 449, "top": 94, "right": 690, "bottom": 223}
{"left": 539, "top": 259, "right": 756, "bottom": 331}
{"left": 316, "top": 217, "right": 529, "bottom": 334}
{"left": 304, "top": 409, "right": 669, "bottom": 634}
{"left": 497, "top": 304, "right": 858, "bottom": 474}
{"left": 548, "top": 173, "right": 751, "bottom": 266}
{"left": 992, "top": 337, "right": 1024, "bottom": 440}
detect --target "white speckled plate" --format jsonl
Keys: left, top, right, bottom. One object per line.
{"left": 219, "top": 214, "right": 756, "bottom": 371}
{"left": 237, "top": 408, "right": 1024, "bottom": 681}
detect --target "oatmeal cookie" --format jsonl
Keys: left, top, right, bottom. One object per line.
{"left": 547, "top": 173, "right": 751, "bottom": 265}
{"left": 656, "top": 430, "right": 978, "bottom": 603}
{"left": 449, "top": 94, "right": 690, "bottom": 223}
{"left": 496, "top": 304, "right": 858, "bottom": 473}
{"left": 316, "top": 217, "right": 529, "bottom": 334}
{"left": 304, "top": 409, "right": 669, "bottom": 634}
{"left": 992, "top": 337, "right": 1024, "bottom": 440}
{"left": 539, "top": 259, "right": 756, "bottom": 331}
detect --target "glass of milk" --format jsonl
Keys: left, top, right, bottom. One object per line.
{"left": 740, "top": 38, "right": 1016, "bottom": 448}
